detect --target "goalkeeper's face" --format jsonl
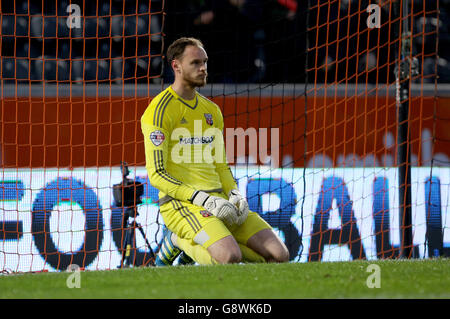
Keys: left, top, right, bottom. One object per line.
{"left": 177, "top": 45, "right": 208, "bottom": 88}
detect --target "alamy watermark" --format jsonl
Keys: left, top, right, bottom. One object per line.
{"left": 66, "top": 4, "right": 81, "bottom": 29}
{"left": 67, "top": 4, "right": 381, "bottom": 30}
{"left": 366, "top": 264, "right": 381, "bottom": 288}
{"left": 226, "top": 127, "right": 279, "bottom": 167}
{"left": 66, "top": 264, "right": 81, "bottom": 288}
{"left": 166, "top": 120, "right": 279, "bottom": 167}
{"left": 366, "top": 4, "right": 381, "bottom": 29}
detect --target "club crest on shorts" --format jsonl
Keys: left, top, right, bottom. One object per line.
{"left": 150, "top": 130, "right": 165, "bottom": 146}
{"left": 200, "top": 210, "right": 212, "bottom": 217}
{"left": 204, "top": 113, "right": 213, "bottom": 125}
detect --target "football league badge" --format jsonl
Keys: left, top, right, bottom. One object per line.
{"left": 150, "top": 130, "right": 165, "bottom": 146}
{"left": 204, "top": 113, "right": 213, "bottom": 125}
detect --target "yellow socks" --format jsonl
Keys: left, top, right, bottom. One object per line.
{"left": 238, "top": 243, "right": 266, "bottom": 263}
{"left": 174, "top": 235, "right": 218, "bottom": 265}
{"left": 173, "top": 233, "right": 266, "bottom": 265}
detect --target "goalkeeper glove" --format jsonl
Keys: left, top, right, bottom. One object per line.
{"left": 191, "top": 191, "right": 238, "bottom": 226}
{"left": 228, "top": 189, "right": 249, "bottom": 225}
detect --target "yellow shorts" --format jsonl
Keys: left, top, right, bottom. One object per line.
{"left": 159, "top": 193, "right": 272, "bottom": 249}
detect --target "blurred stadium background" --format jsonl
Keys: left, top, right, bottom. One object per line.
{"left": 1, "top": 0, "right": 449, "bottom": 85}
{"left": 0, "top": 0, "right": 449, "bottom": 273}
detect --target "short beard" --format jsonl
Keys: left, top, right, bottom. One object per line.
{"left": 184, "top": 75, "right": 207, "bottom": 88}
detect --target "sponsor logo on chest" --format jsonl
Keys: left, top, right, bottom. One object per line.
{"left": 179, "top": 136, "right": 214, "bottom": 145}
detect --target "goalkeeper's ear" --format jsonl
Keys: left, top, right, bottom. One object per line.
{"left": 171, "top": 58, "right": 182, "bottom": 76}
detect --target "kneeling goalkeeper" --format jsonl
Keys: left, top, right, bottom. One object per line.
{"left": 140, "top": 37, "right": 289, "bottom": 265}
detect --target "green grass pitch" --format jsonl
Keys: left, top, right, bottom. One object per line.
{"left": 1, "top": 259, "right": 449, "bottom": 299}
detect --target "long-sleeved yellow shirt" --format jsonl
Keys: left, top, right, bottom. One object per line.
{"left": 140, "top": 86, "right": 237, "bottom": 203}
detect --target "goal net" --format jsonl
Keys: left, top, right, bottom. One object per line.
{"left": 0, "top": 0, "right": 449, "bottom": 273}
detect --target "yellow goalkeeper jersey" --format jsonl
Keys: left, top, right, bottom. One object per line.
{"left": 141, "top": 85, "right": 237, "bottom": 203}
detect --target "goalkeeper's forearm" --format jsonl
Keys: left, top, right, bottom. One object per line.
{"left": 147, "top": 167, "right": 197, "bottom": 203}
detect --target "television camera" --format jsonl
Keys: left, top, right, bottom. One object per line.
{"left": 113, "top": 162, "right": 155, "bottom": 267}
